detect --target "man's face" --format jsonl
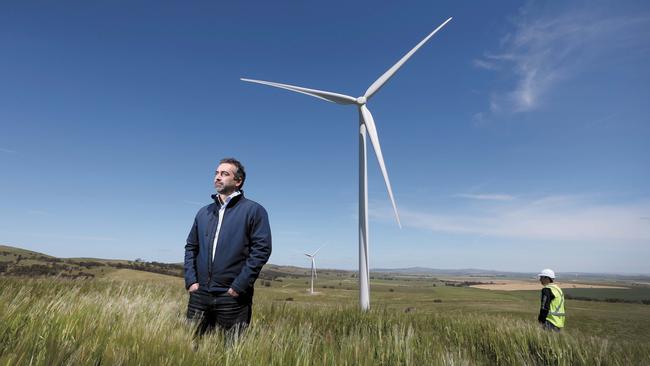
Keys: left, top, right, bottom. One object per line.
{"left": 214, "top": 163, "right": 241, "bottom": 195}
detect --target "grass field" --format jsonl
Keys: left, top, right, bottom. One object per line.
{"left": 2, "top": 244, "right": 649, "bottom": 364}
{"left": 261, "top": 275, "right": 650, "bottom": 344}
{"left": 1, "top": 274, "right": 649, "bottom": 365}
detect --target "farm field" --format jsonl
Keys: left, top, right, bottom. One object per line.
{"left": 1, "top": 244, "right": 650, "bottom": 364}
{"left": 470, "top": 280, "right": 627, "bottom": 291}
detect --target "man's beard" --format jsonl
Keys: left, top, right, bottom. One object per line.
{"left": 216, "top": 184, "right": 236, "bottom": 195}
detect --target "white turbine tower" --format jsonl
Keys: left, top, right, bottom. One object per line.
{"left": 304, "top": 245, "right": 324, "bottom": 294}
{"left": 242, "top": 17, "right": 452, "bottom": 310}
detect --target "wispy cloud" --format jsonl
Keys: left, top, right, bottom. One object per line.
{"left": 0, "top": 147, "right": 16, "bottom": 154}
{"left": 373, "top": 194, "right": 650, "bottom": 244}
{"left": 183, "top": 200, "right": 205, "bottom": 206}
{"left": 454, "top": 193, "right": 515, "bottom": 201}
{"left": 474, "top": 4, "right": 650, "bottom": 118}
{"left": 28, "top": 233, "right": 117, "bottom": 242}
{"left": 27, "top": 210, "right": 50, "bottom": 215}
{"left": 472, "top": 59, "right": 499, "bottom": 71}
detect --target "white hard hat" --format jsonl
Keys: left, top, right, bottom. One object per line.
{"left": 538, "top": 268, "right": 555, "bottom": 279}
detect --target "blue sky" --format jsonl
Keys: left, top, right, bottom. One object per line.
{"left": 1, "top": 1, "right": 649, "bottom": 274}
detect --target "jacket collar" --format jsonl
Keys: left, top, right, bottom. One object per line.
{"left": 211, "top": 190, "right": 244, "bottom": 209}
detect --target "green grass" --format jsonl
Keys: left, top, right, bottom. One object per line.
{"left": 1, "top": 277, "right": 649, "bottom": 365}
{"left": 2, "top": 244, "right": 649, "bottom": 364}
{"left": 261, "top": 276, "right": 650, "bottom": 344}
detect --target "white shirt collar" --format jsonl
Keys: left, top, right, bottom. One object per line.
{"left": 218, "top": 190, "right": 241, "bottom": 207}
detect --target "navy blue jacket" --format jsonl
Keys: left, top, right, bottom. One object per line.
{"left": 184, "top": 192, "right": 272, "bottom": 294}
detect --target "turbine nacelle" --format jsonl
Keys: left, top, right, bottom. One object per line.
{"left": 356, "top": 96, "right": 367, "bottom": 105}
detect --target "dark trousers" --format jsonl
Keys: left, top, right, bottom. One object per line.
{"left": 187, "top": 288, "right": 252, "bottom": 338}
{"left": 542, "top": 320, "right": 561, "bottom": 332}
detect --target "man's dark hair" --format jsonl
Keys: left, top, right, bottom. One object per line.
{"left": 220, "top": 157, "right": 246, "bottom": 189}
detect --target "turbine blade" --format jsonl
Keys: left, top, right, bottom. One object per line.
{"left": 241, "top": 78, "right": 357, "bottom": 105}
{"left": 313, "top": 259, "right": 317, "bottom": 279}
{"left": 359, "top": 105, "right": 401, "bottom": 228}
{"left": 312, "top": 244, "right": 326, "bottom": 256}
{"left": 364, "top": 17, "right": 452, "bottom": 99}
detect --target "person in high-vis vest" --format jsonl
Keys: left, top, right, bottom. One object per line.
{"left": 537, "top": 268, "right": 565, "bottom": 332}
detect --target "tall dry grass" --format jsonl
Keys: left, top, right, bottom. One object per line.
{"left": 1, "top": 277, "right": 648, "bottom": 365}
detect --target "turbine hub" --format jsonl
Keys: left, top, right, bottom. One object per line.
{"left": 356, "top": 96, "right": 367, "bottom": 105}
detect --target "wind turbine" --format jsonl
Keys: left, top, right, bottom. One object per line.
{"left": 242, "top": 17, "right": 452, "bottom": 310}
{"left": 304, "top": 245, "right": 324, "bottom": 294}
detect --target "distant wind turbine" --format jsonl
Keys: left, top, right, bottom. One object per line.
{"left": 242, "top": 17, "right": 452, "bottom": 310}
{"left": 304, "top": 245, "right": 324, "bottom": 294}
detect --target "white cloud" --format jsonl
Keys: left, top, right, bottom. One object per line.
{"left": 373, "top": 194, "right": 650, "bottom": 244}
{"left": 472, "top": 59, "right": 498, "bottom": 71}
{"left": 0, "top": 147, "right": 16, "bottom": 154}
{"left": 475, "top": 5, "right": 650, "bottom": 116}
{"left": 28, "top": 233, "right": 117, "bottom": 242}
{"left": 454, "top": 193, "right": 515, "bottom": 201}
{"left": 183, "top": 200, "right": 205, "bottom": 206}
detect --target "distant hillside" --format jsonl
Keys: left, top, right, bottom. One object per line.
{"left": 5, "top": 244, "right": 646, "bottom": 282}
{"left": 372, "top": 266, "right": 533, "bottom": 278}
{"left": 0, "top": 244, "right": 344, "bottom": 282}
{"left": 0, "top": 244, "right": 183, "bottom": 280}
{"left": 0, "top": 244, "right": 523, "bottom": 282}
{"left": 372, "top": 266, "right": 650, "bottom": 281}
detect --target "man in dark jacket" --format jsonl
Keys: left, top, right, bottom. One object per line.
{"left": 184, "top": 157, "right": 272, "bottom": 338}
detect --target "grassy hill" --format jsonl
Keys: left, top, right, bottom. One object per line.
{"left": 0, "top": 244, "right": 182, "bottom": 280}
{"left": 0, "top": 244, "right": 330, "bottom": 282}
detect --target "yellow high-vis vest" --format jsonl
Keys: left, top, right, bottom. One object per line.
{"left": 545, "top": 283, "right": 565, "bottom": 328}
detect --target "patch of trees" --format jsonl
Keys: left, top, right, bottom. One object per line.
{"left": 4, "top": 263, "right": 69, "bottom": 277}
{"left": 70, "top": 261, "right": 106, "bottom": 269}
{"left": 444, "top": 280, "right": 494, "bottom": 287}
{"left": 259, "top": 268, "right": 286, "bottom": 281}
{"left": 113, "top": 262, "right": 183, "bottom": 278}
{"left": 36, "top": 255, "right": 62, "bottom": 263}
{"left": 370, "top": 276, "right": 398, "bottom": 280}
{"left": 565, "top": 294, "right": 650, "bottom": 306}
{"left": 0, "top": 253, "right": 62, "bottom": 263}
